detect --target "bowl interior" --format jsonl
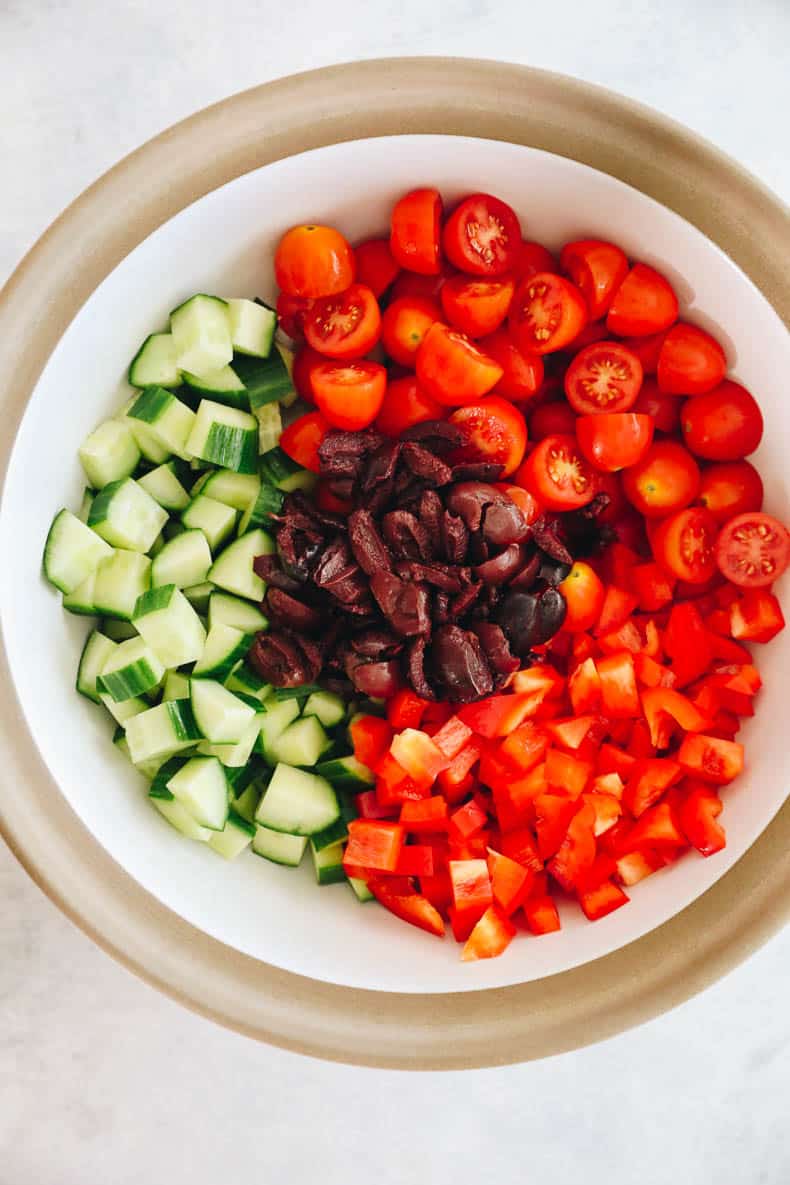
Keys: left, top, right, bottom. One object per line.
{"left": 2, "top": 134, "right": 788, "bottom": 994}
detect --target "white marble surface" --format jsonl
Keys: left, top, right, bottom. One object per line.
{"left": 2, "top": 1, "right": 789, "bottom": 1180}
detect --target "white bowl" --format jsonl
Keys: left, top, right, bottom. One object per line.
{"left": 2, "top": 133, "right": 788, "bottom": 995}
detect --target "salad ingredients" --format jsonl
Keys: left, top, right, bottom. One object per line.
{"left": 680, "top": 380, "right": 764, "bottom": 461}
{"left": 442, "top": 193, "right": 521, "bottom": 276}
{"left": 390, "top": 187, "right": 442, "bottom": 275}
{"left": 275, "top": 225, "right": 355, "bottom": 299}
{"left": 509, "top": 273, "right": 588, "bottom": 355}
{"left": 564, "top": 341, "right": 643, "bottom": 415}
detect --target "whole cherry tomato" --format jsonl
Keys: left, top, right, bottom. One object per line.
{"left": 275, "top": 225, "right": 355, "bottom": 298}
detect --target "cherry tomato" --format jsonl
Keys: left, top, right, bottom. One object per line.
{"left": 443, "top": 193, "right": 521, "bottom": 276}
{"left": 449, "top": 396, "right": 528, "bottom": 478}
{"left": 390, "top": 187, "right": 442, "bottom": 275}
{"left": 354, "top": 238, "right": 400, "bottom": 297}
{"left": 509, "top": 273, "right": 588, "bottom": 355}
{"left": 311, "top": 360, "right": 387, "bottom": 430}
{"left": 440, "top": 274, "right": 515, "bottom": 337}
{"left": 375, "top": 375, "right": 445, "bottom": 438}
{"left": 576, "top": 412, "right": 654, "bottom": 472}
{"left": 633, "top": 376, "right": 681, "bottom": 435}
{"left": 623, "top": 440, "right": 701, "bottom": 518}
{"left": 279, "top": 410, "right": 331, "bottom": 473}
{"left": 681, "top": 380, "right": 764, "bottom": 461}
{"left": 657, "top": 322, "right": 727, "bottom": 396}
{"left": 565, "top": 319, "right": 610, "bottom": 354}
{"left": 564, "top": 341, "right": 643, "bottom": 415}
{"left": 560, "top": 239, "right": 629, "bottom": 321}
{"left": 276, "top": 292, "right": 313, "bottom": 340}
{"left": 303, "top": 283, "right": 381, "bottom": 360}
{"left": 275, "top": 225, "right": 355, "bottom": 299}
{"left": 606, "top": 263, "right": 679, "bottom": 336}
{"left": 715, "top": 512, "right": 790, "bottom": 588}
{"left": 618, "top": 331, "right": 667, "bottom": 375}
{"left": 416, "top": 322, "right": 503, "bottom": 406}
{"left": 315, "top": 480, "right": 353, "bottom": 515}
{"left": 593, "top": 470, "right": 629, "bottom": 524}
{"left": 513, "top": 240, "right": 557, "bottom": 282}
{"left": 478, "top": 328, "right": 544, "bottom": 402}
{"left": 495, "top": 483, "right": 543, "bottom": 524}
{"left": 698, "top": 461, "right": 764, "bottom": 523}
{"left": 528, "top": 399, "right": 577, "bottom": 441}
{"left": 390, "top": 262, "right": 453, "bottom": 303}
{"left": 651, "top": 506, "right": 719, "bottom": 584}
{"left": 380, "top": 296, "right": 442, "bottom": 366}
{"left": 517, "top": 433, "right": 596, "bottom": 511}
{"left": 291, "top": 344, "right": 326, "bottom": 403}
{"left": 559, "top": 561, "right": 606, "bottom": 632}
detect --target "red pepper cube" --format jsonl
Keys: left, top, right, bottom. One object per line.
{"left": 450, "top": 798, "right": 489, "bottom": 842}
{"left": 568, "top": 656, "right": 603, "bottom": 714}
{"left": 594, "top": 585, "right": 639, "bottom": 636}
{"left": 432, "top": 715, "right": 474, "bottom": 760}
{"left": 492, "top": 761, "right": 548, "bottom": 833}
{"left": 599, "top": 542, "right": 640, "bottom": 591}
{"left": 634, "top": 652, "right": 677, "bottom": 689}
{"left": 623, "top": 757, "right": 682, "bottom": 817}
{"left": 590, "top": 772, "right": 625, "bottom": 801}
{"left": 627, "top": 717, "right": 658, "bottom": 758}
{"left": 678, "top": 782, "right": 726, "bottom": 856}
{"left": 458, "top": 691, "right": 545, "bottom": 739}
{"left": 663, "top": 602, "right": 712, "bottom": 687}
{"left": 597, "top": 651, "right": 641, "bottom": 718}
{"left": 677, "top": 733, "right": 745, "bottom": 785}
{"left": 389, "top": 728, "right": 448, "bottom": 787}
{"left": 614, "top": 849, "right": 664, "bottom": 885}
{"left": 631, "top": 561, "right": 675, "bottom": 611}
{"left": 436, "top": 739, "right": 483, "bottom": 800}
{"left": 595, "top": 742, "right": 637, "bottom": 782}
{"left": 627, "top": 801, "right": 686, "bottom": 849}
{"left": 349, "top": 715, "right": 393, "bottom": 770}
{"left": 386, "top": 688, "right": 431, "bottom": 731}
{"left": 545, "top": 715, "right": 598, "bottom": 752}
{"left": 547, "top": 801, "right": 597, "bottom": 891}
{"left": 523, "top": 895, "right": 561, "bottom": 935}
{"left": 545, "top": 748, "right": 593, "bottom": 797}
{"left": 511, "top": 664, "right": 566, "bottom": 699}
{"left": 707, "top": 632, "right": 752, "bottom": 664}
{"left": 448, "top": 858, "right": 493, "bottom": 930}
{"left": 399, "top": 796, "right": 449, "bottom": 833}
{"left": 394, "top": 844, "right": 435, "bottom": 878}
{"left": 641, "top": 686, "right": 711, "bottom": 748}
{"left": 534, "top": 792, "right": 580, "bottom": 860}
{"left": 486, "top": 849, "right": 534, "bottom": 915}
{"left": 375, "top": 751, "right": 430, "bottom": 806}
{"left": 498, "top": 827, "right": 543, "bottom": 873}
{"left": 730, "top": 588, "right": 785, "bottom": 643}
{"left": 578, "top": 879, "right": 629, "bottom": 921}
{"left": 461, "top": 906, "right": 517, "bottom": 961}
{"left": 582, "top": 790, "right": 622, "bottom": 837}
{"left": 356, "top": 789, "right": 399, "bottom": 819}
{"left": 343, "top": 820, "right": 405, "bottom": 874}
{"left": 598, "top": 620, "right": 644, "bottom": 655}
{"left": 499, "top": 721, "right": 549, "bottom": 772}
{"left": 368, "top": 878, "right": 445, "bottom": 937}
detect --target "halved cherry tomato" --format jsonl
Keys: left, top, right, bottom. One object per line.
{"left": 517, "top": 433, "right": 596, "bottom": 511}
{"left": 657, "top": 322, "right": 727, "bottom": 395}
{"left": 622, "top": 440, "right": 701, "bottom": 518}
{"left": 291, "top": 344, "right": 325, "bottom": 403}
{"left": 576, "top": 412, "right": 654, "bottom": 472}
{"left": 513, "top": 240, "right": 557, "bottom": 282}
{"left": 443, "top": 193, "right": 521, "bottom": 276}
{"left": 495, "top": 483, "right": 543, "bottom": 524}
{"left": 449, "top": 396, "right": 528, "bottom": 478}
{"left": 618, "top": 331, "right": 667, "bottom": 375}
{"left": 303, "top": 282, "right": 381, "bottom": 360}
{"left": 558, "top": 561, "right": 606, "bottom": 633}
{"left": 279, "top": 410, "right": 330, "bottom": 473}
{"left": 354, "top": 237, "right": 400, "bottom": 296}
{"left": 698, "top": 461, "right": 764, "bottom": 523}
{"left": 440, "top": 274, "right": 515, "bottom": 337}
{"left": 276, "top": 292, "right": 313, "bottom": 340}
{"left": 564, "top": 341, "right": 643, "bottom": 415}
{"left": 651, "top": 506, "right": 719, "bottom": 584}
{"left": 509, "top": 273, "right": 588, "bottom": 355}
{"left": 375, "top": 375, "right": 444, "bottom": 438}
{"left": 275, "top": 224, "right": 355, "bottom": 299}
{"left": 477, "top": 328, "right": 544, "bottom": 401}
{"left": 390, "top": 187, "right": 442, "bottom": 275}
{"left": 528, "top": 399, "right": 577, "bottom": 441}
{"left": 416, "top": 322, "right": 503, "bottom": 406}
{"left": 715, "top": 512, "right": 790, "bottom": 588}
{"left": 380, "top": 295, "right": 442, "bottom": 366}
{"left": 311, "top": 360, "right": 387, "bottom": 430}
{"left": 681, "top": 380, "right": 764, "bottom": 461}
{"left": 633, "top": 376, "right": 681, "bottom": 435}
{"left": 606, "top": 262, "right": 679, "bottom": 336}
{"left": 560, "top": 239, "right": 629, "bottom": 321}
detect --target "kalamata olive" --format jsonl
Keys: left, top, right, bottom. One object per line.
{"left": 264, "top": 588, "right": 323, "bottom": 634}
{"left": 538, "top": 555, "right": 573, "bottom": 585}
{"left": 248, "top": 631, "right": 320, "bottom": 686}
{"left": 508, "top": 550, "right": 541, "bottom": 591}
{"left": 445, "top": 482, "right": 502, "bottom": 532}
{"left": 474, "top": 543, "right": 532, "bottom": 586}
{"left": 481, "top": 499, "right": 531, "bottom": 547}
{"left": 350, "top": 659, "right": 402, "bottom": 698}
{"left": 472, "top": 622, "right": 520, "bottom": 679}
{"left": 430, "top": 624, "right": 494, "bottom": 702}
{"left": 535, "top": 587, "right": 567, "bottom": 643}
{"left": 493, "top": 591, "right": 540, "bottom": 656}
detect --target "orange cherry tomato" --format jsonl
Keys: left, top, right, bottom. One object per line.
{"left": 564, "top": 341, "right": 643, "bottom": 414}
{"left": 622, "top": 440, "right": 701, "bottom": 518}
{"left": 560, "top": 239, "right": 630, "bottom": 321}
{"left": 606, "top": 262, "right": 679, "bottom": 336}
{"left": 559, "top": 561, "right": 606, "bottom": 633}
{"left": 354, "top": 238, "right": 400, "bottom": 296}
{"left": 494, "top": 483, "right": 544, "bottom": 524}
{"left": 715, "top": 512, "right": 790, "bottom": 588}
{"left": 275, "top": 225, "right": 355, "bottom": 299}
{"left": 375, "top": 376, "right": 445, "bottom": 438}
{"left": 276, "top": 292, "right": 313, "bottom": 340}
{"left": 657, "top": 322, "right": 727, "bottom": 396}
{"left": 576, "top": 412, "right": 654, "bottom": 472}
{"left": 681, "top": 380, "right": 764, "bottom": 461}
{"left": 449, "top": 396, "right": 528, "bottom": 478}
{"left": 303, "top": 283, "right": 381, "bottom": 360}
{"left": 443, "top": 193, "right": 522, "bottom": 276}
{"left": 618, "top": 330, "right": 668, "bottom": 375}
{"left": 440, "top": 274, "right": 515, "bottom": 338}
{"left": 291, "top": 345, "right": 325, "bottom": 404}
{"left": 390, "top": 187, "right": 442, "bottom": 275}
{"left": 513, "top": 240, "right": 557, "bottom": 283}
{"left": 651, "top": 506, "right": 719, "bottom": 584}
{"left": 509, "top": 273, "right": 588, "bottom": 355}
{"left": 380, "top": 296, "right": 442, "bottom": 366}
{"left": 517, "top": 433, "right": 596, "bottom": 511}
{"left": 279, "top": 410, "right": 331, "bottom": 473}
{"left": 416, "top": 322, "right": 503, "bottom": 406}
{"left": 633, "top": 376, "right": 681, "bottom": 435}
{"left": 311, "top": 360, "right": 387, "bottom": 430}
{"left": 698, "top": 460, "right": 764, "bottom": 523}
{"left": 478, "top": 328, "right": 544, "bottom": 402}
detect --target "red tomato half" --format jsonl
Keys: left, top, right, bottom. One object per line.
{"left": 657, "top": 322, "right": 727, "bottom": 395}
{"left": 276, "top": 292, "right": 313, "bottom": 340}
{"left": 303, "top": 283, "right": 381, "bottom": 360}
{"left": 681, "top": 380, "right": 764, "bottom": 461}
{"left": 576, "top": 413, "right": 654, "bottom": 472}
{"left": 698, "top": 461, "right": 764, "bottom": 523}
{"left": 443, "top": 193, "right": 521, "bottom": 276}
{"left": 449, "top": 397, "right": 528, "bottom": 478}
{"left": 529, "top": 399, "right": 577, "bottom": 440}
{"left": 477, "top": 328, "right": 544, "bottom": 402}
{"left": 513, "top": 240, "right": 557, "bottom": 282}
{"left": 606, "top": 263, "right": 679, "bottom": 336}
{"left": 390, "top": 187, "right": 442, "bottom": 275}
{"left": 279, "top": 410, "right": 330, "bottom": 473}
{"left": 375, "top": 376, "right": 445, "bottom": 438}
{"left": 440, "top": 274, "right": 515, "bottom": 337}
{"left": 380, "top": 296, "right": 442, "bottom": 366}
{"left": 509, "top": 273, "right": 588, "bottom": 355}
{"left": 618, "top": 331, "right": 667, "bottom": 375}
{"left": 416, "top": 323, "right": 503, "bottom": 406}
{"left": 291, "top": 344, "right": 325, "bottom": 403}
{"left": 275, "top": 225, "right": 355, "bottom": 299}
{"left": 622, "top": 440, "right": 701, "bottom": 518}
{"left": 560, "top": 239, "right": 629, "bottom": 321}
{"left": 564, "top": 341, "right": 643, "bottom": 414}
{"left": 559, "top": 561, "right": 606, "bottom": 632}
{"left": 312, "top": 360, "right": 387, "bottom": 430}
{"left": 354, "top": 237, "right": 400, "bottom": 296}
{"left": 633, "top": 376, "right": 681, "bottom": 435}
{"left": 715, "top": 512, "right": 790, "bottom": 588}
{"left": 517, "top": 433, "right": 596, "bottom": 510}
{"left": 651, "top": 507, "right": 719, "bottom": 584}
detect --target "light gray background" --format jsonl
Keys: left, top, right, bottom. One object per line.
{"left": 2, "top": 2, "right": 789, "bottom": 1182}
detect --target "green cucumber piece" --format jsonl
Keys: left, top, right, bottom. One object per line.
{"left": 192, "top": 623, "right": 252, "bottom": 680}
{"left": 311, "top": 839, "right": 347, "bottom": 885}
{"left": 166, "top": 756, "right": 228, "bottom": 831}
{"left": 170, "top": 294, "right": 233, "bottom": 377}
{"left": 255, "top": 763, "right": 339, "bottom": 836}
{"left": 315, "top": 754, "right": 375, "bottom": 790}
{"left": 133, "top": 584, "right": 206, "bottom": 668}
{"left": 79, "top": 420, "right": 141, "bottom": 488}
{"left": 43, "top": 509, "right": 113, "bottom": 594}
{"left": 181, "top": 494, "right": 238, "bottom": 550}
{"left": 151, "top": 529, "right": 212, "bottom": 589}
{"left": 252, "top": 825, "right": 307, "bottom": 867}
{"left": 76, "top": 631, "right": 117, "bottom": 703}
{"left": 129, "top": 332, "right": 181, "bottom": 389}
{"left": 208, "top": 809, "right": 256, "bottom": 859}
{"left": 207, "top": 529, "right": 272, "bottom": 601}
{"left": 268, "top": 715, "right": 328, "bottom": 768}
{"left": 302, "top": 689, "right": 346, "bottom": 728}
{"left": 88, "top": 478, "right": 168, "bottom": 553}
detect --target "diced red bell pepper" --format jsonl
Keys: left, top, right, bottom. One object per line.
{"left": 461, "top": 906, "right": 517, "bottom": 961}
{"left": 548, "top": 801, "right": 597, "bottom": 891}
{"left": 597, "top": 651, "right": 641, "bottom": 718}
{"left": 375, "top": 751, "right": 431, "bottom": 805}
{"left": 599, "top": 542, "right": 640, "bottom": 591}
{"left": 390, "top": 728, "right": 448, "bottom": 787}
{"left": 598, "top": 619, "right": 644, "bottom": 655}
{"left": 640, "top": 618, "right": 664, "bottom": 659}
{"left": 596, "top": 743, "right": 637, "bottom": 781}
{"left": 594, "top": 586, "right": 639, "bottom": 636}
{"left": 499, "top": 827, "right": 543, "bottom": 873}
{"left": 386, "top": 688, "right": 431, "bottom": 730}
{"left": 499, "top": 721, "right": 550, "bottom": 772}
{"left": 582, "top": 790, "right": 622, "bottom": 836}
{"left": 663, "top": 602, "right": 712, "bottom": 687}
{"left": 356, "top": 789, "right": 399, "bottom": 819}
{"left": 574, "top": 851, "right": 617, "bottom": 893}
{"left": 448, "top": 858, "right": 493, "bottom": 924}
{"left": 431, "top": 715, "right": 474, "bottom": 760}
{"left": 677, "top": 733, "right": 745, "bottom": 785}
{"left": 478, "top": 743, "right": 520, "bottom": 794}
{"left": 545, "top": 748, "right": 593, "bottom": 797}
{"left": 634, "top": 652, "right": 677, "bottom": 689}
{"left": 546, "top": 715, "right": 598, "bottom": 752}
{"left": 614, "top": 848, "right": 664, "bottom": 885}
{"left": 706, "top": 632, "right": 752, "bottom": 664}
{"left": 730, "top": 588, "right": 785, "bottom": 643}
{"left": 419, "top": 867, "right": 453, "bottom": 912}
{"left": 400, "top": 796, "right": 449, "bottom": 833}
{"left": 713, "top": 581, "right": 741, "bottom": 608}
{"left": 678, "top": 781, "right": 726, "bottom": 856}
{"left": 623, "top": 757, "right": 682, "bottom": 817}
{"left": 523, "top": 895, "right": 561, "bottom": 935}
{"left": 590, "top": 772, "right": 625, "bottom": 800}
{"left": 368, "top": 878, "right": 445, "bottom": 937}
{"left": 449, "top": 798, "right": 489, "bottom": 841}
{"left": 420, "top": 701, "right": 454, "bottom": 730}
{"left": 534, "top": 792, "right": 580, "bottom": 860}
{"left": 631, "top": 561, "right": 675, "bottom": 611}
{"left": 714, "top": 663, "right": 761, "bottom": 695}
{"left": 487, "top": 849, "right": 534, "bottom": 915}
{"left": 705, "top": 608, "right": 733, "bottom": 637}
{"left": 571, "top": 632, "right": 599, "bottom": 664}
{"left": 597, "top": 817, "right": 634, "bottom": 858}
{"left": 492, "top": 762, "right": 547, "bottom": 832}
{"left": 707, "top": 711, "right": 741, "bottom": 740}
{"left": 449, "top": 833, "right": 491, "bottom": 861}
{"left": 395, "top": 844, "right": 435, "bottom": 877}
{"left": 627, "top": 801, "right": 686, "bottom": 849}
{"left": 627, "top": 717, "right": 658, "bottom": 758}
{"left": 436, "top": 738, "right": 483, "bottom": 801}
{"left": 641, "top": 687, "right": 711, "bottom": 749}
{"left": 578, "top": 879, "right": 629, "bottom": 921}
{"left": 344, "top": 820, "right": 405, "bottom": 874}
{"left": 569, "top": 657, "right": 603, "bottom": 714}
{"left": 511, "top": 664, "right": 566, "bottom": 699}
{"left": 458, "top": 692, "right": 545, "bottom": 738}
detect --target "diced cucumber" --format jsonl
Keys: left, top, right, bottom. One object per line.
{"left": 311, "top": 797, "right": 357, "bottom": 851}
{"left": 224, "top": 661, "right": 271, "bottom": 702}
{"left": 151, "top": 529, "right": 212, "bottom": 589}
{"left": 150, "top": 794, "right": 212, "bottom": 842}
{"left": 259, "top": 446, "right": 316, "bottom": 494}
{"left": 227, "top": 299, "right": 276, "bottom": 359}
{"left": 258, "top": 698, "right": 300, "bottom": 764}
{"left": 348, "top": 876, "right": 374, "bottom": 902}
{"left": 88, "top": 478, "right": 168, "bottom": 553}
{"left": 149, "top": 532, "right": 165, "bottom": 558}
{"left": 43, "top": 509, "right": 113, "bottom": 594}
{"left": 208, "top": 809, "right": 256, "bottom": 859}
{"left": 125, "top": 699, "right": 202, "bottom": 764}
{"left": 97, "top": 636, "right": 165, "bottom": 702}
{"left": 252, "top": 825, "right": 307, "bottom": 867}
{"left": 255, "top": 763, "right": 339, "bottom": 836}
{"left": 62, "top": 570, "right": 97, "bottom": 616}
{"left": 170, "top": 295, "right": 233, "bottom": 378}
{"left": 129, "top": 332, "right": 181, "bottom": 389}
{"left": 77, "top": 487, "right": 94, "bottom": 523}
{"left": 181, "top": 494, "right": 238, "bottom": 551}
{"left": 133, "top": 584, "right": 206, "bottom": 668}
{"left": 315, "top": 754, "right": 375, "bottom": 790}
{"left": 208, "top": 592, "right": 267, "bottom": 634}
{"left": 182, "top": 581, "right": 214, "bottom": 611}
{"left": 127, "top": 387, "right": 196, "bottom": 460}
{"left": 237, "top": 481, "right": 283, "bottom": 536}
{"left": 235, "top": 346, "right": 292, "bottom": 409}
{"left": 100, "top": 692, "right": 148, "bottom": 725}
{"left": 302, "top": 689, "right": 346, "bottom": 729}
{"left": 200, "top": 470, "right": 261, "bottom": 511}
{"left": 185, "top": 399, "right": 258, "bottom": 474}
{"left": 76, "top": 631, "right": 117, "bottom": 703}
{"left": 232, "top": 782, "right": 262, "bottom": 825}
{"left": 182, "top": 364, "right": 248, "bottom": 410}
{"left": 93, "top": 550, "right": 152, "bottom": 620}
{"left": 138, "top": 462, "right": 191, "bottom": 512}
{"left": 119, "top": 397, "right": 170, "bottom": 464}
{"left": 208, "top": 529, "right": 272, "bottom": 601}
{"left": 149, "top": 754, "right": 190, "bottom": 797}
{"left": 253, "top": 402, "right": 282, "bottom": 456}
{"left": 163, "top": 670, "right": 191, "bottom": 701}
{"left": 166, "top": 755, "right": 228, "bottom": 831}
{"left": 269, "top": 715, "right": 328, "bottom": 767}
{"left": 190, "top": 471, "right": 211, "bottom": 496}
{"left": 79, "top": 420, "right": 141, "bottom": 488}
{"left": 190, "top": 679, "right": 257, "bottom": 743}
{"left": 192, "top": 623, "right": 251, "bottom": 680}
{"left": 100, "top": 617, "right": 138, "bottom": 641}
{"left": 224, "top": 757, "right": 266, "bottom": 799}
{"left": 311, "top": 839, "right": 347, "bottom": 886}
{"left": 198, "top": 711, "right": 263, "bottom": 767}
